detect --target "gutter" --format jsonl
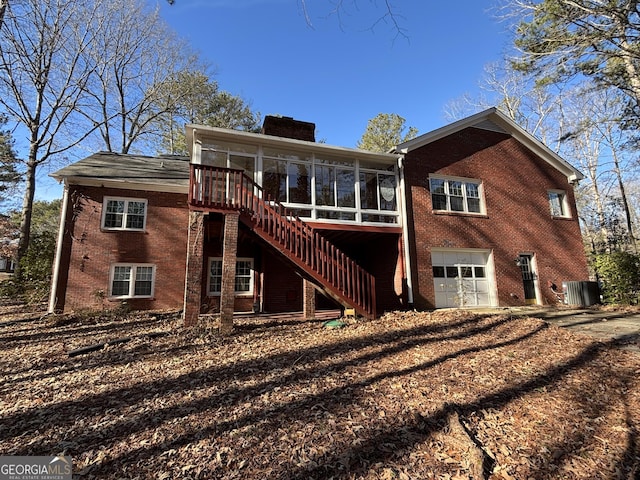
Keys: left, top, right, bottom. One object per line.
{"left": 398, "top": 155, "right": 414, "bottom": 306}
{"left": 48, "top": 183, "right": 69, "bottom": 313}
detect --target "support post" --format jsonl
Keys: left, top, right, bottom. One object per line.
{"left": 183, "top": 211, "right": 204, "bottom": 326}
{"left": 303, "top": 278, "right": 316, "bottom": 320}
{"left": 220, "top": 213, "right": 239, "bottom": 334}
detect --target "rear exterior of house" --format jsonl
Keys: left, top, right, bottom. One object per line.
{"left": 49, "top": 109, "right": 590, "bottom": 322}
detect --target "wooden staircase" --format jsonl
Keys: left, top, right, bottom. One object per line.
{"left": 189, "top": 164, "right": 376, "bottom": 318}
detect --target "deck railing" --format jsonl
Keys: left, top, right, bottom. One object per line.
{"left": 189, "top": 164, "right": 376, "bottom": 318}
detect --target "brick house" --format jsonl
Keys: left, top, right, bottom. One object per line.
{"left": 48, "top": 108, "right": 589, "bottom": 324}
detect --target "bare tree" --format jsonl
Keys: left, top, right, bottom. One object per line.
{"left": 444, "top": 61, "right": 565, "bottom": 148}
{"left": 444, "top": 59, "right": 640, "bottom": 252}
{"left": 299, "top": 0, "right": 407, "bottom": 39}
{"left": 150, "top": 70, "right": 261, "bottom": 156}
{"left": 0, "top": 0, "right": 6, "bottom": 30}
{"left": 0, "top": 0, "right": 103, "bottom": 272}
{"left": 79, "top": 0, "right": 200, "bottom": 154}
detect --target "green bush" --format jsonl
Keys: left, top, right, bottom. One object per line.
{"left": 0, "top": 231, "right": 56, "bottom": 303}
{"left": 593, "top": 252, "right": 640, "bottom": 304}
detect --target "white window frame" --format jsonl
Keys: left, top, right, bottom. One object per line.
{"left": 429, "top": 175, "right": 484, "bottom": 215}
{"left": 101, "top": 197, "right": 148, "bottom": 231}
{"left": 109, "top": 263, "right": 156, "bottom": 299}
{"left": 207, "top": 257, "right": 254, "bottom": 296}
{"left": 548, "top": 189, "right": 570, "bottom": 218}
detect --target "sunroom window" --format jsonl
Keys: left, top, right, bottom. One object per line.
{"left": 360, "top": 171, "right": 396, "bottom": 211}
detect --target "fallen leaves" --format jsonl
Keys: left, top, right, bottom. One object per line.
{"left": 0, "top": 304, "right": 639, "bottom": 479}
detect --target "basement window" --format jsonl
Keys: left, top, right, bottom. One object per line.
{"left": 109, "top": 264, "right": 155, "bottom": 298}
{"left": 207, "top": 258, "right": 254, "bottom": 296}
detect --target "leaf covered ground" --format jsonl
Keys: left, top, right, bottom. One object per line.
{"left": 0, "top": 302, "right": 639, "bottom": 479}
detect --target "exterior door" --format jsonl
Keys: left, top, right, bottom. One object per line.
{"left": 432, "top": 249, "right": 494, "bottom": 308}
{"left": 518, "top": 254, "right": 537, "bottom": 304}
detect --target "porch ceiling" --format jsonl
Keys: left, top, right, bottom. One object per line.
{"left": 313, "top": 225, "right": 402, "bottom": 250}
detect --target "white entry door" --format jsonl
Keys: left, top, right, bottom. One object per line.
{"left": 431, "top": 249, "right": 495, "bottom": 308}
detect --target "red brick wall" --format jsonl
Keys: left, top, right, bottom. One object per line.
{"left": 55, "top": 185, "right": 188, "bottom": 312}
{"left": 261, "top": 249, "right": 303, "bottom": 313}
{"left": 404, "top": 127, "right": 589, "bottom": 309}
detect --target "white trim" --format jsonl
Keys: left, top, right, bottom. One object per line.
{"left": 398, "top": 155, "right": 414, "bottom": 305}
{"left": 55, "top": 176, "right": 188, "bottom": 194}
{"left": 109, "top": 263, "right": 156, "bottom": 299}
{"left": 101, "top": 196, "right": 148, "bottom": 231}
{"left": 48, "top": 184, "right": 70, "bottom": 313}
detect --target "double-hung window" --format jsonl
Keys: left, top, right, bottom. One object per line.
{"left": 208, "top": 258, "right": 254, "bottom": 296}
{"left": 430, "top": 176, "right": 483, "bottom": 214}
{"left": 110, "top": 264, "right": 155, "bottom": 298}
{"left": 102, "top": 197, "right": 147, "bottom": 230}
{"left": 548, "top": 190, "right": 570, "bottom": 217}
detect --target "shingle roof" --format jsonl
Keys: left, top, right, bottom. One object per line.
{"left": 50, "top": 152, "right": 190, "bottom": 190}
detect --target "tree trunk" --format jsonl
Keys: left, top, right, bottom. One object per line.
{"left": 15, "top": 157, "right": 37, "bottom": 278}
{"left": 0, "top": 0, "right": 7, "bottom": 30}
{"left": 611, "top": 148, "right": 636, "bottom": 251}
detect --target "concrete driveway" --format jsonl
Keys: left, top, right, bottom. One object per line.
{"left": 508, "top": 306, "right": 640, "bottom": 353}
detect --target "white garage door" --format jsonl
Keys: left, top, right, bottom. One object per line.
{"left": 432, "top": 249, "right": 495, "bottom": 308}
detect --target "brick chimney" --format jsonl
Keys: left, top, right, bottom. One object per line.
{"left": 261, "top": 115, "right": 315, "bottom": 142}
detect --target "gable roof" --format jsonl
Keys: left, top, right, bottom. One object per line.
{"left": 395, "top": 108, "right": 584, "bottom": 182}
{"left": 50, "top": 152, "right": 190, "bottom": 192}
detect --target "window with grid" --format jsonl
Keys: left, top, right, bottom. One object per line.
{"left": 208, "top": 258, "right": 254, "bottom": 295}
{"left": 430, "top": 177, "right": 483, "bottom": 214}
{"left": 102, "top": 197, "right": 147, "bottom": 230}
{"left": 110, "top": 264, "right": 155, "bottom": 298}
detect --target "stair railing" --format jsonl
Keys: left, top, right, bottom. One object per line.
{"left": 189, "top": 164, "right": 376, "bottom": 318}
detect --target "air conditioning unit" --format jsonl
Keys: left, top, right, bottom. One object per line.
{"left": 562, "top": 281, "right": 600, "bottom": 307}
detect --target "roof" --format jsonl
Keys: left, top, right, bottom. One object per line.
{"left": 395, "top": 108, "right": 584, "bottom": 182}
{"left": 186, "top": 124, "right": 400, "bottom": 166}
{"left": 50, "top": 152, "right": 190, "bottom": 192}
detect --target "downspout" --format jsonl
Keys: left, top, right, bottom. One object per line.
{"left": 398, "top": 155, "right": 414, "bottom": 306}
{"left": 48, "top": 183, "right": 69, "bottom": 313}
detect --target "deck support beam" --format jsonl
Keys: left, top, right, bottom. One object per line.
{"left": 220, "top": 213, "right": 239, "bottom": 334}
{"left": 183, "top": 211, "right": 205, "bottom": 327}
{"left": 303, "top": 279, "right": 316, "bottom": 320}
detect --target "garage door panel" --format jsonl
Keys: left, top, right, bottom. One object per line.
{"left": 431, "top": 249, "right": 494, "bottom": 308}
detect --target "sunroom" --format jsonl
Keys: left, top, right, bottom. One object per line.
{"left": 186, "top": 125, "right": 402, "bottom": 227}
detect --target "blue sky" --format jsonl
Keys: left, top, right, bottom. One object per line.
{"left": 157, "top": 0, "right": 511, "bottom": 147}
{"left": 34, "top": 0, "right": 511, "bottom": 202}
